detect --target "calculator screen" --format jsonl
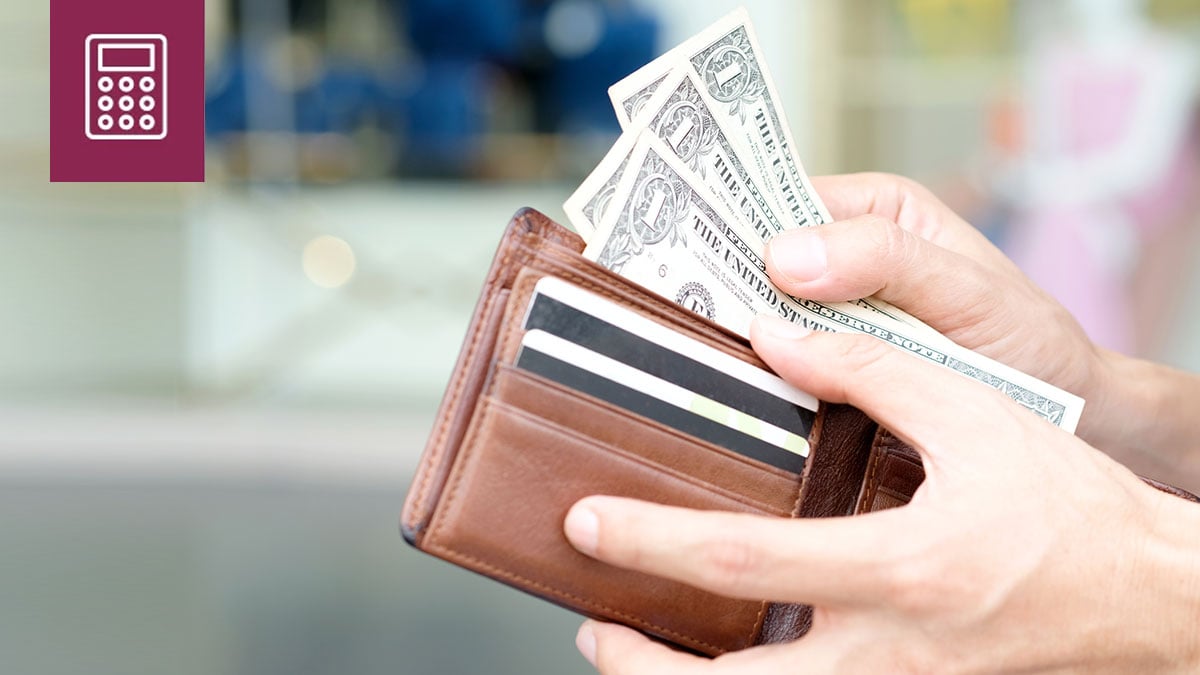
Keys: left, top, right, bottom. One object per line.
{"left": 98, "top": 44, "right": 155, "bottom": 72}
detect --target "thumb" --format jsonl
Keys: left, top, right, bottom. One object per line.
{"left": 764, "top": 215, "right": 1000, "bottom": 332}
{"left": 748, "top": 318, "right": 1037, "bottom": 473}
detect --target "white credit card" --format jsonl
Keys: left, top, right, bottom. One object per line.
{"left": 527, "top": 276, "right": 819, "bottom": 412}
{"left": 517, "top": 329, "right": 808, "bottom": 470}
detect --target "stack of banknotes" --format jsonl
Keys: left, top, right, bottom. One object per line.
{"left": 564, "top": 8, "right": 1085, "bottom": 433}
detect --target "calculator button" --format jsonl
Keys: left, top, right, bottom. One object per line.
{"left": 119, "top": 77, "right": 135, "bottom": 92}
{"left": 97, "top": 96, "right": 114, "bottom": 111}
{"left": 98, "top": 76, "right": 114, "bottom": 92}
{"left": 119, "top": 96, "right": 135, "bottom": 111}
{"left": 139, "top": 96, "right": 155, "bottom": 111}
{"left": 118, "top": 115, "right": 135, "bottom": 130}
{"left": 139, "top": 115, "right": 155, "bottom": 130}
{"left": 139, "top": 77, "right": 156, "bottom": 92}
{"left": 97, "top": 115, "right": 114, "bottom": 130}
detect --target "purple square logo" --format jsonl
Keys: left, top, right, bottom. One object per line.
{"left": 51, "top": 0, "right": 204, "bottom": 182}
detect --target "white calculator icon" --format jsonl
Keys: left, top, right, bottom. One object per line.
{"left": 85, "top": 34, "right": 167, "bottom": 140}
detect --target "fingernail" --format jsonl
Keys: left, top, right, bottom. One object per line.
{"left": 564, "top": 503, "right": 599, "bottom": 556}
{"left": 753, "top": 314, "right": 813, "bottom": 341}
{"left": 768, "top": 229, "right": 827, "bottom": 282}
{"left": 576, "top": 622, "right": 598, "bottom": 666}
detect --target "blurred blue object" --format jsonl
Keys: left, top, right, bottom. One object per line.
{"left": 305, "top": 62, "right": 381, "bottom": 134}
{"left": 537, "top": 3, "right": 657, "bottom": 134}
{"left": 205, "top": 1, "right": 661, "bottom": 176}
{"left": 206, "top": 45, "right": 382, "bottom": 136}
{"left": 377, "top": 59, "right": 496, "bottom": 176}
{"left": 399, "top": 0, "right": 524, "bottom": 62}
{"left": 204, "top": 47, "right": 250, "bottom": 136}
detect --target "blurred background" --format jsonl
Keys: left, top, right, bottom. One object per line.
{"left": 4, "top": 0, "right": 1200, "bottom": 673}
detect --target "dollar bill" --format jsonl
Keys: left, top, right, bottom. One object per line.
{"left": 610, "top": 71, "right": 671, "bottom": 130}
{"left": 564, "top": 131, "right": 636, "bottom": 241}
{"left": 608, "top": 10, "right": 945, "bottom": 341}
{"left": 569, "top": 71, "right": 780, "bottom": 251}
{"left": 584, "top": 133, "right": 1084, "bottom": 431}
{"left": 607, "top": 34, "right": 677, "bottom": 128}
{"left": 639, "top": 71, "right": 942, "bottom": 329}
{"left": 589, "top": 79, "right": 936, "bottom": 332}
{"left": 645, "top": 69, "right": 786, "bottom": 245}
{"left": 609, "top": 9, "right": 829, "bottom": 230}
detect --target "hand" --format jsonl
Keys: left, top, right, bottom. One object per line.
{"left": 765, "top": 173, "right": 1103, "bottom": 437}
{"left": 563, "top": 324, "right": 1200, "bottom": 674}
{"left": 764, "top": 173, "right": 1200, "bottom": 486}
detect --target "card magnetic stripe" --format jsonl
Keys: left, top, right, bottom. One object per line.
{"left": 524, "top": 293, "right": 814, "bottom": 437}
{"left": 515, "top": 347, "right": 807, "bottom": 474}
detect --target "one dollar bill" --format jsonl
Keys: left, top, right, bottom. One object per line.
{"left": 583, "top": 132, "right": 1084, "bottom": 432}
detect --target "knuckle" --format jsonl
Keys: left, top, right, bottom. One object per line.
{"left": 864, "top": 215, "right": 919, "bottom": 270}
{"left": 878, "top": 555, "right": 940, "bottom": 615}
{"left": 875, "top": 536, "right": 977, "bottom": 618}
{"left": 590, "top": 510, "right": 641, "bottom": 568}
{"left": 832, "top": 334, "right": 893, "bottom": 375}
{"left": 695, "top": 535, "right": 763, "bottom": 592}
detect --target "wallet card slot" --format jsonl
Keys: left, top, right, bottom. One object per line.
{"left": 490, "top": 364, "right": 803, "bottom": 516}
{"left": 855, "top": 430, "right": 924, "bottom": 514}
{"left": 423, "top": 395, "right": 775, "bottom": 655}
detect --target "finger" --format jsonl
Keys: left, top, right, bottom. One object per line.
{"left": 579, "top": 621, "right": 710, "bottom": 675}
{"left": 749, "top": 319, "right": 1037, "bottom": 468}
{"left": 582, "top": 620, "right": 802, "bottom": 675}
{"left": 811, "top": 173, "right": 1002, "bottom": 264}
{"left": 565, "top": 496, "right": 910, "bottom": 607}
{"left": 811, "top": 173, "right": 934, "bottom": 226}
{"left": 764, "top": 214, "right": 1002, "bottom": 331}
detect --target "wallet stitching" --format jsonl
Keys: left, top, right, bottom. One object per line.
{"left": 793, "top": 402, "right": 830, "bottom": 519}
{"left": 411, "top": 291, "right": 490, "bottom": 513}
{"left": 501, "top": 269, "right": 785, "bottom": 649}
{"left": 411, "top": 242, "right": 517, "bottom": 523}
{"left": 495, "top": 361, "right": 801, "bottom": 490}
{"left": 496, "top": 272, "right": 540, "bottom": 366}
{"left": 425, "top": 392, "right": 739, "bottom": 653}
{"left": 426, "top": 394, "right": 758, "bottom": 655}
{"left": 747, "top": 594, "right": 770, "bottom": 648}
{"left": 413, "top": 223, "right": 544, "bottom": 519}
{"left": 493, "top": 399, "right": 786, "bottom": 514}
{"left": 420, "top": 228, "right": 541, "bottom": 522}
{"left": 422, "top": 226, "right": 767, "bottom": 652}
{"left": 498, "top": 271, "right": 798, "bottom": 488}
{"left": 857, "top": 430, "right": 888, "bottom": 514}
{"left": 425, "top": 543, "right": 735, "bottom": 654}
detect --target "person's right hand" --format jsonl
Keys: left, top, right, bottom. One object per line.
{"left": 767, "top": 173, "right": 1191, "bottom": 477}
{"left": 565, "top": 322, "right": 1200, "bottom": 674}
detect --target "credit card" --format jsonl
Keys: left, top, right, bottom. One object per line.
{"left": 516, "top": 330, "right": 807, "bottom": 472}
{"left": 523, "top": 276, "right": 817, "bottom": 438}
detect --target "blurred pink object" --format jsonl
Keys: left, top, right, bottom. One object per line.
{"left": 1006, "top": 1, "right": 1199, "bottom": 354}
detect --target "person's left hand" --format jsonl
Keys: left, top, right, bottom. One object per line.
{"left": 561, "top": 318, "right": 1200, "bottom": 674}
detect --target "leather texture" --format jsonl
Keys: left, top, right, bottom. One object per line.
{"left": 402, "top": 208, "right": 1200, "bottom": 657}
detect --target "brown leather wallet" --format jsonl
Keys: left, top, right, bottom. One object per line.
{"left": 401, "top": 208, "right": 1199, "bottom": 656}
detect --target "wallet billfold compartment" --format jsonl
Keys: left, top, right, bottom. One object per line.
{"left": 401, "top": 208, "right": 1199, "bottom": 657}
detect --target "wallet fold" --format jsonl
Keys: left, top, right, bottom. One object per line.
{"left": 402, "top": 208, "right": 1199, "bottom": 657}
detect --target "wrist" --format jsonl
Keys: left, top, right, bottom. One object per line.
{"left": 1078, "top": 349, "right": 1199, "bottom": 488}
{"left": 1078, "top": 348, "right": 1153, "bottom": 448}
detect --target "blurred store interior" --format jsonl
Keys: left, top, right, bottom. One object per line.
{"left": 4, "top": 0, "right": 1200, "bottom": 673}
